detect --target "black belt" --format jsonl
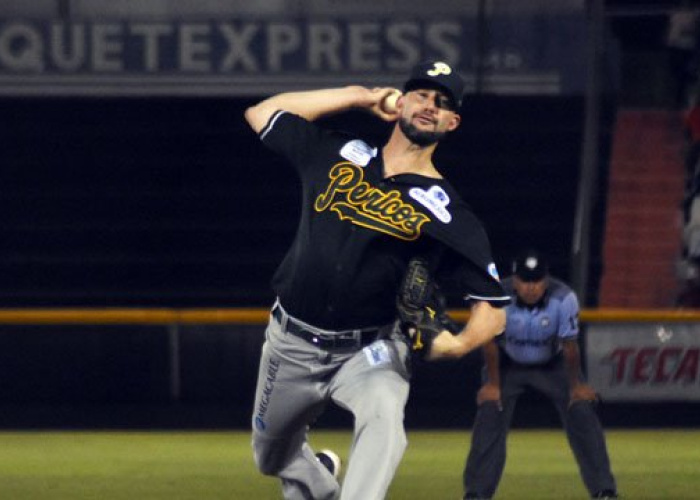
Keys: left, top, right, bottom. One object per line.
{"left": 273, "top": 307, "right": 381, "bottom": 349}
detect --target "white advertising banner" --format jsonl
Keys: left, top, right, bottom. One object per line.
{"left": 586, "top": 323, "right": 700, "bottom": 401}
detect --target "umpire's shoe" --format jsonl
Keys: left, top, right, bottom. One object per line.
{"left": 463, "top": 493, "right": 491, "bottom": 500}
{"left": 315, "top": 449, "right": 342, "bottom": 479}
{"left": 592, "top": 490, "right": 618, "bottom": 499}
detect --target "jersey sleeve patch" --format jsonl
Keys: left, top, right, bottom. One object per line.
{"left": 408, "top": 186, "right": 452, "bottom": 223}
{"left": 487, "top": 262, "right": 501, "bottom": 281}
{"left": 339, "top": 139, "right": 377, "bottom": 167}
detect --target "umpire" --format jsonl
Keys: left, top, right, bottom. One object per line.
{"left": 462, "top": 249, "right": 618, "bottom": 500}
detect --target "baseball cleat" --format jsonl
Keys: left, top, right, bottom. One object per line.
{"left": 315, "top": 449, "right": 341, "bottom": 479}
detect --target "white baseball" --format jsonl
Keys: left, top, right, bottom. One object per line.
{"left": 381, "top": 90, "right": 402, "bottom": 113}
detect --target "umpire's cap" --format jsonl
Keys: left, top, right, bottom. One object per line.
{"left": 404, "top": 60, "right": 465, "bottom": 110}
{"left": 512, "top": 249, "right": 549, "bottom": 282}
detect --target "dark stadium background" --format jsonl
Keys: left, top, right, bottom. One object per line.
{"left": 1, "top": 1, "right": 698, "bottom": 429}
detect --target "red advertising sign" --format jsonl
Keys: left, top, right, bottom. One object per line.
{"left": 586, "top": 323, "right": 700, "bottom": 401}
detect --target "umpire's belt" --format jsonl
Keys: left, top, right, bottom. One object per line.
{"left": 272, "top": 306, "right": 381, "bottom": 349}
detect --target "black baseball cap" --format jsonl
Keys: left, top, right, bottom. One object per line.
{"left": 403, "top": 60, "right": 465, "bottom": 110}
{"left": 512, "top": 249, "right": 549, "bottom": 282}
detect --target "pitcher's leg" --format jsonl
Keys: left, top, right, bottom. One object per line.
{"left": 254, "top": 430, "right": 339, "bottom": 500}
{"left": 251, "top": 320, "right": 340, "bottom": 500}
{"left": 332, "top": 339, "right": 410, "bottom": 500}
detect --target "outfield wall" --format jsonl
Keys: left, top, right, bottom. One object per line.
{"left": 0, "top": 308, "right": 699, "bottom": 429}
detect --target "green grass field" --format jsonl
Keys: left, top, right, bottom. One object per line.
{"left": 0, "top": 429, "right": 698, "bottom": 499}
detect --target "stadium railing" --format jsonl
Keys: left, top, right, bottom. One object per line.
{"left": 0, "top": 308, "right": 698, "bottom": 401}
{"left": 1, "top": 307, "right": 700, "bottom": 325}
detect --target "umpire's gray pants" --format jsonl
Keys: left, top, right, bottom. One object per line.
{"left": 251, "top": 306, "right": 411, "bottom": 500}
{"left": 462, "top": 356, "right": 617, "bottom": 498}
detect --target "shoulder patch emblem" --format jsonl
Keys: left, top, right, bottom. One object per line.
{"left": 339, "top": 140, "right": 377, "bottom": 167}
{"left": 408, "top": 186, "right": 452, "bottom": 223}
{"left": 488, "top": 262, "right": 501, "bottom": 281}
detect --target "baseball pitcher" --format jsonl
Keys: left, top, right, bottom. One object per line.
{"left": 245, "top": 61, "right": 509, "bottom": 500}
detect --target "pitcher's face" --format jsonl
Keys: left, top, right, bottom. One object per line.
{"left": 397, "top": 89, "right": 460, "bottom": 146}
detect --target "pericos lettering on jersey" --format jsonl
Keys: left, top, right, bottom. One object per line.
{"left": 315, "top": 162, "right": 431, "bottom": 240}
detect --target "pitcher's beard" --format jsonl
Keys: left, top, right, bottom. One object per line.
{"left": 399, "top": 117, "right": 446, "bottom": 147}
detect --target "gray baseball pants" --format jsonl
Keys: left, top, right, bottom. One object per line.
{"left": 252, "top": 304, "right": 411, "bottom": 500}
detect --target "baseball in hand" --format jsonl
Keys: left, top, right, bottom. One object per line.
{"left": 381, "top": 90, "right": 402, "bottom": 114}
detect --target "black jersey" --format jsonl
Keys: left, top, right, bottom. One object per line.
{"left": 259, "top": 111, "right": 509, "bottom": 330}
